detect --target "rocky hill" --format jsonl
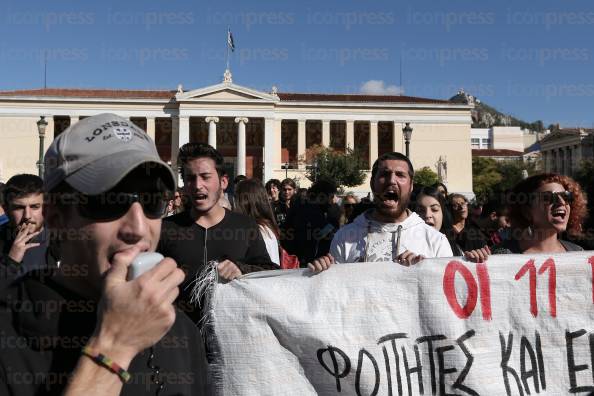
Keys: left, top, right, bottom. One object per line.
{"left": 449, "top": 90, "right": 545, "bottom": 131}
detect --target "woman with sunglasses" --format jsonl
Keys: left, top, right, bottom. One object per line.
{"left": 339, "top": 193, "right": 359, "bottom": 226}
{"left": 492, "top": 173, "right": 587, "bottom": 254}
{"left": 448, "top": 193, "right": 489, "bottom": 256}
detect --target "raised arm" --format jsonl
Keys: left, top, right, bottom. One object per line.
{"left": 63, "top": 250, "right": 184, "bottom": 396}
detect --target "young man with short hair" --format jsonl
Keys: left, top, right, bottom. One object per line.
{"left": 158, "top": 143, "right": 276, "bottom": 322}
{"left": 0, "top": 174, "right": 55, "bottom": 274}
{"left": 0, "top": 114, "right": 207, "bottom": 395}
{"left": 310, "top": 152, "right": 453, "bottom": 271}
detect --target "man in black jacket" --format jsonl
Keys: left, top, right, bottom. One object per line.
{"left": 0, "top": 174, "right": 57, "bottom": 276}
{"left": 282, "top": 180, "right": 340, "bottom": 267}
{"left": 0, "top": 114, "right": 208, "bottom": 395}
{"left": 158, "top": 143, "right": 276, "bottom": 323}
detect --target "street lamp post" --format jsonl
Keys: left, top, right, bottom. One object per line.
{"left": 306, "top": 159, "right": 319, "bottom": 182}
{"left": 402, "top": 122, "right": 413, "bottom": 158}
{"left": 281, "top": 162, "right": 289, "bottom": 179}
{"left": 36, "top": 116, "right": 48, "bottom": 178}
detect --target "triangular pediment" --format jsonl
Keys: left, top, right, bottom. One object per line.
{"left": 176, "top": 82, "right": 278, "bottom": 103}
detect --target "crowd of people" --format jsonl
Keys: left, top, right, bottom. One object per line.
{"left": 0, "top": 112, "right": 591, "bottom": 395}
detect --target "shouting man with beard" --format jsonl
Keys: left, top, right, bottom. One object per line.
{"left": 309, "top": 152, "right": 452, "bottom": 271}
{"left": 158, "top": 143, "right": 276, "bottom": 323}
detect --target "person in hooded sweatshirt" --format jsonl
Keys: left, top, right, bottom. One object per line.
{"left": 308, "top": 152, "right": 452, "bottom": 272}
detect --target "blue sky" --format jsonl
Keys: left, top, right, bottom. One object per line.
{"left": 1, "top": 0, "right": 593, "bottom": 127}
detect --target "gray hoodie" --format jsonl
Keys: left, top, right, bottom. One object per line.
{"left": 329, "top": 210, "right": 453, "bottom": 263}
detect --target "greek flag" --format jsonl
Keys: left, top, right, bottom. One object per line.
{"left": 227, "top": 29, "right": 235, "bottom": 52}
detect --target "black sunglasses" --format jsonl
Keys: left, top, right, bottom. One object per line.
{"left": 538, "top": 191, "right": 574, "bottom": 205}
{"left": 73, "top": 191, "right": 170, "bottom": 221}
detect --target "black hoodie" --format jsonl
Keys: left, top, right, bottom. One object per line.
{"left": 158, "top": 209, "right": 276, "bottom": 323}
{"left": 0, "top": 267, "right": 208, "bottom": 396}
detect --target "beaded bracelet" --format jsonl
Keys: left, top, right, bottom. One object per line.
{"left": 82, "top": 346, "right": 131, "bottom": 383}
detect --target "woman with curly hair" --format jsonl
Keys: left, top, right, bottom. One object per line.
{"left": 492, "top": 173, "right": 587, "bottom": 254}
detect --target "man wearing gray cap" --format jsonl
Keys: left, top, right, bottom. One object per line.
{"left": 0, "top": 114, "right": 208, "bottom": 395}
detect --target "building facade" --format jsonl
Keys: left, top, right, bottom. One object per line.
{"left": 0, "top": 76, "right": 474, "bottom": 194}
{"left": 539, "top": 128, "right": 594, "bottom": 176}
{"left": 471, "top": 126, "right": 539, "bottom": 152}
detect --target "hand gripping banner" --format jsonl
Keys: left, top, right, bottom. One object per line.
{"left": 195, "top": 252, "right": 594, "bottom": 395}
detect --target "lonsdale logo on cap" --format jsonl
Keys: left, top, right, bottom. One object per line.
{"left": 114, "top": 126, "right": 133, "bottom": 141}
{"left": 44, "top": 113, "right": 176, "bottom": 195}
{"left": 83, "top": 120, "right": 148, "bottom": 144}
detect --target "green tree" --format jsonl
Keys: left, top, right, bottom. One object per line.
{"left": 302, "top": 145, "right": 366, "bottom": 189}
{"left": 498, "top": 162, "right": 525, "bottom": 192}
{"left": 472, "top": 157, "right": 502, "bottom": 202}
{"left": 532, "top": 120, "right": 544, "bottom": 132}
{"left": 574, "top": 160, "right": 594, "bottom": 188}
{"left": 472, "top": 157, "right": 538, "bottom": 202}
{"left": 413, "top": 166, "right": 439, "bottom": 187}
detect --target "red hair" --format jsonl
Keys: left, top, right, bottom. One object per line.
{"left": 507, "top": 173, "right": 587, "bottom": 237}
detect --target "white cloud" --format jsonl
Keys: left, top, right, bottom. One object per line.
{"left": 360, "top": 80, "right": 404, "bottom": 95}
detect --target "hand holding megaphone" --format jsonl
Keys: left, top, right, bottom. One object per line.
{"left": 127, "top": 252, "right": 165, "bottom": 280}
{"left": 87, "top": 248, "right": 185, "bottom": 367}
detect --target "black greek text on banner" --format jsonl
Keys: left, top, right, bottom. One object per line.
{"left": 197, "top": 252, "right": 594, "bottom": 395}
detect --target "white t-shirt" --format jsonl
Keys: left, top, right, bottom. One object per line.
{"left": 259, "top": 225, "right": 280, "bottom": 266}
{"left": 330, "top": 211, "right": 453, "bottom": 263}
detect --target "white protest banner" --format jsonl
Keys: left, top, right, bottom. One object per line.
{"left": 200, "top": 252, "right": 594, "bottom": 395}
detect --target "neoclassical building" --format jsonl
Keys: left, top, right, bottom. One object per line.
{"left": 0, "top": 73, "right": 474, "bottom": 195}
{"left": 539, "top": 128, "right": 594, "bottom": 176}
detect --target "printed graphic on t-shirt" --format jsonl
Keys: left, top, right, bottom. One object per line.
{"left": 365, "top": 233, "right": 405, "bottom": 262}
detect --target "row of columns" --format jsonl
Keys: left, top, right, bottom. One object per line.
{"left": 171, "top": 116, "right": 250, "bottom": 177}
{"left": 62, "top": 114, "right": 250, "bottom": 178}
{"left": 171, "top": 117, "right": 389, "bottom": 178}
{"left": 63, "top": 115, "right": 158, "bottom": 142}
{"left": 62, "top": 115, "right": 402, "bottom": 180}
{"left": 542, "top": 146, "right": 579, "bottom": 175}
{"left": 295, "top": 119, "right": 388, "bottom": 165}
{"left": 171, "top": 117, "right": 401, "bottom": 178}
{"left": 295, "top": 120, "right": 356, "bottom": 156}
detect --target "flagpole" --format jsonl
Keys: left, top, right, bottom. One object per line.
{"left": 399, "top": 55, "right": 402, "bottom": 95}
{"left": 226, "top": 44, "right": 230, "bottom": 71}
{"left": 224, "top": 27, "right": 234, "bottom": 82}
{"left": 226, "top": 27, "right": 230, "bottom": 72}
{"left": 43, "top": 49, "right": 47, "bottom": 90}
